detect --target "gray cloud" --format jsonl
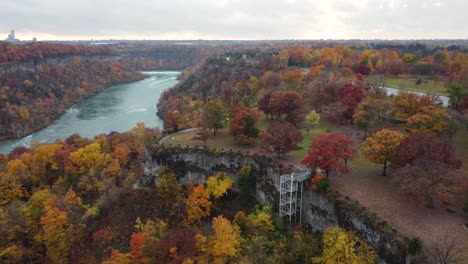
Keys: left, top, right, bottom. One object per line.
{"left": 1, "top": 0, "right": 467, "bottom": 40}
{"left": 343, "top": 0, "right": 468, "bottom": 39}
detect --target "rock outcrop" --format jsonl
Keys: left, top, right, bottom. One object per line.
{"left": 143, "top": 144, "right": 410, "bottom": 264}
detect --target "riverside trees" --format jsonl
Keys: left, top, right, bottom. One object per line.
{"left": 0, "top": 58, "right": 144, "bottom": 140}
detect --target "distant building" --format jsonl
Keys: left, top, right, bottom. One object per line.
{"left": 8, "top": 30, "right": 15, "bottom": 40}
{"left": 5, "top": 29, "right": 19, "bottom": 42}
{"left": 32, "top": 37, "right": 37, "bottom": 42}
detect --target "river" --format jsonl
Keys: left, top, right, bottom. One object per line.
{"left": 0, "top": 71, "right": 180, "bottom": 154}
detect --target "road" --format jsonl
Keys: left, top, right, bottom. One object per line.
{"left": 382, "top": 86, "right": 449, "bottom": 107}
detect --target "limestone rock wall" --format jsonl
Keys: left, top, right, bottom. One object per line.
{"left": 143, "top": 144, "right": 409, "bottom": 264}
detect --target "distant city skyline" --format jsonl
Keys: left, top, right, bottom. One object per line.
{"left": 2, "top": 0, "right": 468, "bottom": 41}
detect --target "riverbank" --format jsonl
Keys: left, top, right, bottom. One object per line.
{"left": 0, "top": 75, "right": 148, "bottom": 142}
{"left": 0, "top": 71, "right": 180, "bottom": 154}
{"left": 0, "top": 59, "right": 147, "bottom": 142}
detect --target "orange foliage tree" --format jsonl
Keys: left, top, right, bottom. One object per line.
{"left": 361, "top": 129, "right": 407, "bottom": 176}
{"left": 186, "top": 184, "right": 212, "bottom": 224}
{"left": 130, "top": 232, "right": 146, "bottom": 262}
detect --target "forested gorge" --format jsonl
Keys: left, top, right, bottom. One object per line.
{"left": 1, "top": 41, "right": 468, "bottom": 263}
{"left": 0, "top": 42, "right": 114, "bottom": 64}
{"left": 0, "top": 41, "right": 145, "bottom": 140}
{"left": 0, "top": 124, "right": 379, "bottom": 263}
{"left": 116, "top": 44, "right": 221, "bottom": 70}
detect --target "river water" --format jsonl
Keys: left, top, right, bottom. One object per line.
{"left": 0, "top": 71, "right": 180, "bottom": 154}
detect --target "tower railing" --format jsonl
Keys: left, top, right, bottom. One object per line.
{"left": 279, "top": 170, "right": 311, "bottom": 224}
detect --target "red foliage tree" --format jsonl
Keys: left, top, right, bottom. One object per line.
{"left": 392, "top": 133, "right": 462, "bottom": 170}
{"left": 130, "top": 232, "right": 146, "bottom": 262}
{"left": 392, "top": 159, "right": 465, "bottom": 208}
{"left": 229, "top": 107, "right": 260, "bottom": 144}
{"left": 258, "top": 91, "right": 305, "bottom": 126}
{"left": 388, "top": 60, "right": 407, "bottom": 76}
{"left": 258, "top": 91, "right": 273, "bottom": 118}
{"left": 337, "top": 83, "right": 366, "bottom": 122}
{"left": 301, "top": 132, "right": 357, "bottom": 175}
{"left": 461, "top": 95, "right": 468, "bottom": 112}
{"left": 7, "top": 146, "right": 29, "bottom": 160}
{"left": 191, "top": 128, "right": 211, "bottom": 146}
{"left": 154, "top": 227, "right": 198, "bottom": 264}
{"left": 259, "top": 122, "right": 303, "bottom": 157}
{"left": 353, "top": 64, "right": 371, "bottom": 75}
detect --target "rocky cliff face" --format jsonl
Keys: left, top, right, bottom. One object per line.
{"left": 0, "top": 55, "right": 121, "bottom": 75}
{"left": 143, "top": 144, "right": 410, "bottom": 264}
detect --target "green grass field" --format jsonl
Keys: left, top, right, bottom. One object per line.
{"left": 383, "top": 77, "right": 448, "bottom": 95}
{"left": 161, "top": 116, "right": 335, "bottom": 162}
{"left": 290, "top": 119, "right": 335, "bottom": 161}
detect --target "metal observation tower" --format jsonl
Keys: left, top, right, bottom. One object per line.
{"left": 279, "top": 170, "right": 311, "bottom": 224}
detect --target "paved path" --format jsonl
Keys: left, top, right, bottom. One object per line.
{"left": 382, "top": 86, "right": 449, "bottom": 107}
{"left": 158, "top": 128, "right": 198, "bottom": 143}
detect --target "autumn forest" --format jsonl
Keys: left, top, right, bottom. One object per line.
{"left": 0, "top": 39, "right": 467, "bottom": 264}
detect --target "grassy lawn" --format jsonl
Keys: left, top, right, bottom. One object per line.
{"left": 290, "top": 119, "right": 335, "bottom": 161}
{"left": 161, "top": 116, "right": 335, "bottom": 162}
{"left": 383, "top": 76, "right": 448, "bottom": 96}
{"left": 161, "top": 129, "right": 253, "bottom": 153}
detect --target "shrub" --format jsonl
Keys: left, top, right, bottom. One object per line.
{"left": 311, "top": 172, "right": 329, "bottom": 193}
{"left": 407, "top": 237, "right": 422, "bottom": 255}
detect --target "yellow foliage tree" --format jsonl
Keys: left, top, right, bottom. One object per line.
{"left": 101, "top": 157, "right": 122, "bottom": 183}
{"left": 322, "top": 227, "right": 376, "bottom": 264}
{"left": 186, "top": 184, "right": 212, "bottom": 224}
{"left": 401, "top": 53, "right": 415, "bottom": 64}
{"left": 202, "top": 216, "right": 241, "bottom": 264}
{"left": 32, "top": 143, "right": 61, "bottom": 184}
{"left": 69, "top": 143, "right": 103, "bottom": 174}
{"left": 406, "top": 106, "right": 449, "bottom": 135}
{"left": 40, "top": 197, "right": 73, "bottom": 264}
{"left": 0, "top": 171, "right": 26, "bottom": 206}
{"left": 392, "top": 93, "right": 433, "bottom": 120}
{"left": 361, "top": 129, "right": 407, "bottom": 176}
{"left": 6, "top": 158, "right": 30, "bottom": 179}
{"left": 156, "top": 167, "right": 183, "bottom": 215}
{"left": 134, "top": 217, "right": 168, "bottom": 242}
{"left": 206, "top": 172, "right": 233, "bottom": 199}
{"left": 27, "top": 189, "right": 51, "bottom": 220}
{"left": 102, "top": 249, "right": 132, "bottom": 264}
{"left": 304, "top": 110, "right": 320, "bottom": 132}
{"left": 18, "top": 108, "right": 30, "bottom": 121}
{"left": 247, "top": 206, "right": 275, "bottom": 232}
{"left": 0, "top": 245, "right": 24, "bottom": 264}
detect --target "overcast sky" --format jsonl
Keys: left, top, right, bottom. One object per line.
{"left": 2, "top": 0, "right": 467, "bottom": 40}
